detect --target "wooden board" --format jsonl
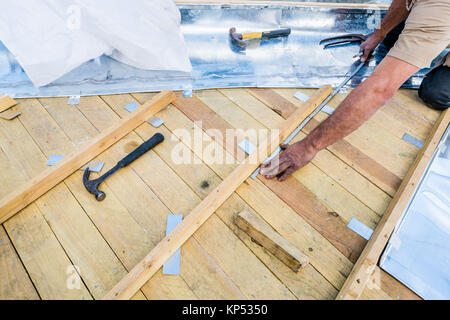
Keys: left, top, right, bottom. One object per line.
{"left": 236, "top": 209, "right": 309, "bottom": 272}
{"left": 337, "top": 109, "right": 450, "bottom": 300}
{"left": 0, "top": 226, "right": 39, "bottom": 300}
{"left": 0, "top": 95, "right": 16, "bottom": 113}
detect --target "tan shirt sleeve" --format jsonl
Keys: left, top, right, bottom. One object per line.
{"left": 387, "top": 0, "right": 450, "bottom": 69}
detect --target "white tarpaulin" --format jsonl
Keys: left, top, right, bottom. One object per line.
{"left": 0, "top": 0, "right": 192, "bottom": 87}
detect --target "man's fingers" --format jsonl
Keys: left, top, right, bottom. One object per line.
{"left": 260, "top": 153, "right": 290, "bottom": 174}
{"left": 264, "top": 161, "right": 291, "bottom": 179}
{"left": 277, "top": 167, "right": 296, "bottom": 182}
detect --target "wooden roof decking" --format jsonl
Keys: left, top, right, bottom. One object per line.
{"left": 0, "top": 87, "right": 439, "bottom": 300}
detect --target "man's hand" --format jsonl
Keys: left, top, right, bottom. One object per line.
{"left": 260, "top": 139, "right": 318, "bottom": 181}
{"left": 359, "top": 30, "right": 384, "bottom": 62}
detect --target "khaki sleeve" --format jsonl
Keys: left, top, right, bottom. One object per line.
{"left": 387, "top": 0, "right": 450, "bottom": 69}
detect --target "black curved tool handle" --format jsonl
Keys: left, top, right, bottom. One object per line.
{"left": 118, "top": 133, "right": 164, "bottom": 168}
{"left": 262, "top": 28, "right": 291, "bottom": 39}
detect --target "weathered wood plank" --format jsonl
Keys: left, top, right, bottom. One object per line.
{"left": 236, "top": 209, "right": 309, "bottom": 272}
{"left": 0, "top": 226, "right": 40, "bottom": 300}
{"left": 0, "top": 95, "right": 16, "bottom": 113}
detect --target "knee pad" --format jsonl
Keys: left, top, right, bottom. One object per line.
{"left": 419, "top": 65, "right": 450, "bottom": 110}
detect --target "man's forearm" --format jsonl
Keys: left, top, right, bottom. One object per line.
{"left": 303, "top": 77, "right": 387, "bottom": 152}
{"left": 374, "top": 0, "right": 411, "bottom": 38}
{"left": 303, "top": 56, "right": 419, "bottom": 153}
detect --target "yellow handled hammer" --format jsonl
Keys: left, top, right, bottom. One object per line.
{"left": 229, "top": 27, "right": 291, "bottom": 48}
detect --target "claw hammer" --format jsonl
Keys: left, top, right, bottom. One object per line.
{"left": 83, "top": 133, "right": 164, "bottom": 201}
{"left": 229, "top": 27, "right": 291, "bottom": 48}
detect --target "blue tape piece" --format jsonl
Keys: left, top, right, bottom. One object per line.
{"left": 46, "top": 154, "right": 65, "bottom": 166}
{"left": 402, "top": 133, "right": 424, "bottom": 149}
{"left": 182, "top": 89, "right": 193, "bottom": 98}
{"left": 68, "top": 95, "right": 80, "bottom": 105}
{"left": 162, "top": 214, "right": 183, "bottom": 275}
{"left": 124, "top": 102, "right": 139, "bottom": 113}
{"left": 147, "top": 116, "right": 165, "bottom": 128}
{"left": 347, "top": 218, "right": 373, "bottom": 240}
{"left": 294, "top": 91, "right": 334, "bottom": 115}
{"left": 238, "top": 139, "right": 256, "bottom": 155}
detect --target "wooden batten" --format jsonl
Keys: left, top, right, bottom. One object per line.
{"left": 236, "top": 209, "right": 310, "bottom": 272}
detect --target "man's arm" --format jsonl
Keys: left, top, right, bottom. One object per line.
{"left": 360, "top": 0, "right": 411, "bottom": 61}
{"left": 261, "top": 56, "right": 419, "bottom": 181}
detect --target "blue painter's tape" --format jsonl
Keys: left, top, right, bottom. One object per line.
{"left": 294, "top": 91, "right": 334, "bottom": 115}
{"left": 46, "top": 154, "right": 65, "bottom": 166}
{"left": 182, "top": 89, "right": 193, "bottom": 98}
{"left": 238, "top": 139, "right": 256, "bottom": 155}
{"left": 162, "top": 214, "right": 183, "bottom": 275}
{"left": 124, "top": 102, "right": 139, "bottom": 113}
{"left": 68, "top": 95, "right": 80, "bottom": 105}
{"left": 402, "top": 133, "right": 424, "bottom": 149}
{"left": 347, "top": 218, "right": 373, "bottom": 240}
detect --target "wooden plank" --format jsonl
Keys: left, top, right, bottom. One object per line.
{"left": 337, "top": 109, "right": 450, "bottom": 300}
{"left": 236, "top": 209, "right": 309, "bottom": 272}
{"left": 0, "top": 95, "right": 16, "bottom": 113}
{"left": 0, "top": 226, "right": 40, "bottom": 300}
{"left": 248, "top": 88, "right": 297, "bottom": 118}
{"left": 0, "top": 114, "right": 95, "bottom": 300}
{"left": 4, "top": 206, "right": 93, "bottom": 300}
{"left": 103, "top": 85, "right": 332, "bottom": 299}
{"left": 0, "top": 91, "right": 175, "bottom": 224}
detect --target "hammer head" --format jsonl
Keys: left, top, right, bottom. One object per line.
{"left": 83, "top": 168, "right": 106, "bottom": 201}
{"left": 229, "top": 27, "right": 247, "bottom": 48}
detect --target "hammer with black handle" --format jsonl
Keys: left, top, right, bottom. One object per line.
{"left": 229, "top": 27, "right": 291, "bottom": 48}
{"left": 83, "top": 133, "right": 164, "bottom": 201}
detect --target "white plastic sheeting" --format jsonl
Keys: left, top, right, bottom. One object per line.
{"left": 0, "top": 0, "right": 191, "bottom": 87}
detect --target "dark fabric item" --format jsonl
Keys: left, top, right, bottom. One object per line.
{"left": 382, "top": 21, "right": 406, "bottom": 50}
{"left": 419, "top": 65, "right": 450, "bottom": 110}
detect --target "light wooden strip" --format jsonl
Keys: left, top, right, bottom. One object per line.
{"left": 0, "top": 226, "right": 40, "bottom": 300}
{"left": 0, "top": 95, "right": 16, "bottom": 113}
{"left": 0, "top": 91, "right": 175, "bottom": 224}
{"left": 174, "top": 1, "right": 390, "bottom": 9}
{"left": 103, "top": 85, "right": 332, "bottom": 299}
{"left": 337, "top": 109, "right": 450, "bottom": 300}
{"left": 236, "top": 209, "right": 309, "bottom": 272}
